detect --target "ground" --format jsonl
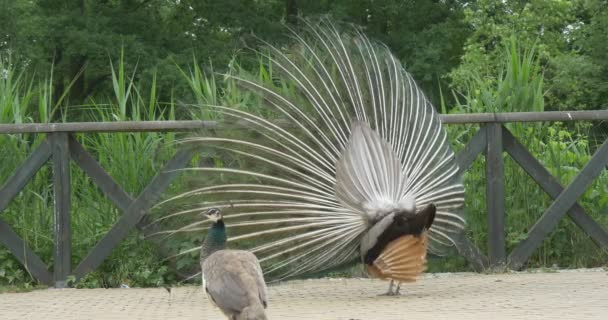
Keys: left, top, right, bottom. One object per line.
{"left": 1, "top": 269, "right": 606, "bottom": 320}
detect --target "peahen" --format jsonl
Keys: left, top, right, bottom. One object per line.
{"left": 152, "top": 18, "right": 465, "bottom": 296}
{"left": 201, "top": 208, "right": 268, "bottom": 320}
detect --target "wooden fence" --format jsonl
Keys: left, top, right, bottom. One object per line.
{"left": 1, "top": 110, "right": 607, "bottom": 287}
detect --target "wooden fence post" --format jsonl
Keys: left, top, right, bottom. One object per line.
{"left": 50, "top": 132, "right": 72, "bottom": 288}
{"left": 485, "top": 123, "right": 506, "bottom": 267}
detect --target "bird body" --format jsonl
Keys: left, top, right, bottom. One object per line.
{"left": 361, "top": 203, "right": 435, "bottom": 266}
{"left": 155, "top": 18, "right": 465, "bottom": 294}
{"left": 201, "top": 209, "right": 268, "bottom": 319}
{"left": 203, "top": 250, "right": 268, "bottom": 320}
{"left": 362, "top": 204, "right": 435, "bottom": 288}
{"left": 338, "top": 122, "right": 439, "bottom": 292}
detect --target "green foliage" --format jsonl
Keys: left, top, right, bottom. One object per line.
{"left": 451, "top": 0, "right": 608, "bottom": 111}
{"left": 450, "top": 0, "right": 575, "bottom": 87}
{"left": 0, "top": 0, "right": 472, "bottom": 110}
{"left": 0, "top": 54, "right": 35, "bottom": 124}
{"left": 451, "top": 36, "right": 544, "bottom": 114}
{"left": 545, "top": 0, "right": 608, "bottom": 110}
{"left": 0, "top": 249, "right": 32, "bottom": 285}
{"left": 70, "top": 237, "right": 175, "bottom": 288}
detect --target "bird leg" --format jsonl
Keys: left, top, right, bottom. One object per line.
{"left": 378, "top": 280, "right": 398, "bottom": 296}
{"left": 394, "top": 282, "right": 402, "bottom": 295}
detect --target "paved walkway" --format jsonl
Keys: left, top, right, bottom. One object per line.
{"left": 1, "top": 269, "right": 606, "bottom": 320}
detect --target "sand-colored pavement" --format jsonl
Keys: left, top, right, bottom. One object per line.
{"left": 1, "top": 269, "right": 606, "bottom": 320}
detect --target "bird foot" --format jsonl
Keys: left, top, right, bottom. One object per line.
{"left": 377, "top": 281, "right": 402, "bottom": 296}
{"left": 377, "top": 290, "right": 401, "bottom": 296}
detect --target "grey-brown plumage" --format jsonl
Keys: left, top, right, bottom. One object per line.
{"left": 201, "top": 209, "right": 268, "bottom": 320}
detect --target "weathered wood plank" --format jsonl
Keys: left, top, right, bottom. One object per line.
{"left": 0, "top": 141, "right": 51, "bottom": 213}
{"left": 70, "top": 136, "right": 183, "bottom": 279}
{"left": 72, "top": 147, "right": 195, "bottom": 279}
{"left": 508, "top": 137, "right": 608, "bottom": 270}
{"left": 442, "top": 126, "right": 489, "bottom": 271}
{"left": 456, "top": 126, "right": 487, "bottom": 175}
{"left": 0, "top": 220, "right": 53, "bottom": 285}
{"left": 441, "top": 110, "right": 608, "bottom": 124}
{"left": 69, "top": 136, "right": 133, "bottom": 212}
{"left": 49, "top": 133, "right": 72, "bottom": 287}
{"left": 0, "top": 110, "right": 607, "bottom": 134}
{"left": 503, "top": 129, "right": 608, "bottom": 249}
{"left": 485, "top": 124, "right": 506, "bottom": 266}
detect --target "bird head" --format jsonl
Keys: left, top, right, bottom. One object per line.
{"left": 203, "top": 208, "right": 223, "bottom": 222}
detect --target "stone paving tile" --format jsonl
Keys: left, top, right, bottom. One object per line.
{"left": 1, "top": 269, "right": 606, "bottom": 320}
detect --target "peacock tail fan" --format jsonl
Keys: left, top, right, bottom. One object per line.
{"left": 146, "top": 17, "right": 465, "bottom": 282}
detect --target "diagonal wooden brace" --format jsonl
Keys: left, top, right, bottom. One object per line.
{"left": 455, "top": 126, "right": 487, "bottom": 175}
{"left": 0, "top": 141, "right": 52, "bottom": 212}
{"left": 72, "top": 147, "right": 195, "bottom": 279}
{"left": 454, "top": 126, "right": 489, "bottom": 270}
{"left": 503, "top": 129, "right": 608, "bottom": 249}
{"left": 69, "top": 135, "right": 134, "bottom": 212}
{"left": 508, "top": 135, "right": 608, "bottom": 269}
{"left": 0, "top": 141, "right": 53, "bottom": 285}
{"left": 0, "top": 220, "right": 53, "bottom": 285}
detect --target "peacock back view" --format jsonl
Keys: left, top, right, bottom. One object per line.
{"left": 152, "top": 18, "right": 465, "bottom": 287}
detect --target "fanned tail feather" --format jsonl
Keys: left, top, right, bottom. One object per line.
{"left": 150, "top": 17, "right": 465, "bottom": 281}
{"left": 367, "top": 233, "right": 428, "bottom": 283}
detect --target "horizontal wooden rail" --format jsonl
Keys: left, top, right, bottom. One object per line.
{"left": 0, "top": 111, "right": 606, "bottom": 286}
{"left": 441, "top": 110, "right": 608, "bottom": 124}
{"left": 0, "top": 110, "right": 607, "bottom": 134}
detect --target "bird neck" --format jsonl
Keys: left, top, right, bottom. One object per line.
{"left": 200, "top": 219, "right": 227, "bottom": 262}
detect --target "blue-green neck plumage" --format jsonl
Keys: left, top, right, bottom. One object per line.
{"left": 200, "top": 220, "right": 227, "bottom": 262}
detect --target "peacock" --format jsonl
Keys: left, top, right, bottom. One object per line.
{"left": 151, "top": 18, "right": 465, "bottom": 296}
{"left": 201, "top": 208, "right": 269, "bottom": 320}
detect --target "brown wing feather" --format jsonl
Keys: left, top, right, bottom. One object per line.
{"left": 367, "top": 232, "right": 428, "bottom": 283}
